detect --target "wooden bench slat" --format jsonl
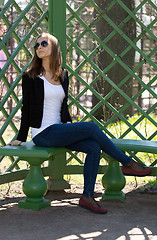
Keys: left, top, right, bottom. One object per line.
{"left": 1, "top": 140, "right": 156, "bottom": 158}
{"left": 111, "top": 139, "right": 157, "bottom": 154}
{"left": 0, "top": 141, "right": 67, "bottom": 158}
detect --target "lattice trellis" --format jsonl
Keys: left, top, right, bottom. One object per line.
{"left": 0, "top": 0, "right": 157, "bottom": 183}
{"left": 66, "top": 0, "right": 157, "bottom": 134}
{"left": 0, "top": 1, "right": 48, "bottom": 137}
{"left": 66, "top": 0, "right": 157, "bottom": 167}
{"left": 0, "top": 0, "right": 48, "bottom": 174}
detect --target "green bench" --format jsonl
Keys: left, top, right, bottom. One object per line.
{"left": 0, "top": 141, "right": 69, "bottom": 210}
{"left": 0, "top": 139, "right": 156, "bottom": 210}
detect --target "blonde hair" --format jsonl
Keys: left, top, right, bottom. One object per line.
{"left": 27, "top": 33, "right": 63, "bottom": 81}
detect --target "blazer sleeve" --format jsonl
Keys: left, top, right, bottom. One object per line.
{"left": 16, "top": 74, "right": 31, "bottom": 142}
{"left": 61, "top": 69, "right": 72, "bottom": 123}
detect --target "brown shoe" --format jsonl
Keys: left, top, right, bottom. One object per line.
{"left": 121, "top": 166, "right": 152, "bottom": 176}
{"left": 79, "top": 196, "right": 107, "bottom": 214}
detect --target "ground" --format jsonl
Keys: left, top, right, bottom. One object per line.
{"left": 0, "top": 180, "right": 157, "bottom": 240}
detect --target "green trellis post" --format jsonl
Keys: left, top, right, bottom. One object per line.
{"left": 47, "top": 0, "right": 70, "bottom": 191}
{"left": 48, "top": 0, "right": 66, "bottom": 67}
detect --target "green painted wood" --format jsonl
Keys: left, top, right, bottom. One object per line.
{"left": 0, "top": 0, "right": 156, "bottom": 191}
{"left": 64, "top": 165, "right": 157, "bottom": 176}
{"left": 18, "top": 157, "right": 51, "bottom": 211}
{"left": 48, "top": 0, "right": 66, "bottom": 67}
{"left": 0, "top": 0, "right": 36, "bottom": 51}
{"left": 66, "top": 35, "right": 156, "bottom": 123}
{"left": 111, "top": 139, "right": 157, "bottom": 154}
{"left": 47, "top": 150, "right": 70, "bottom": 190}
{"left": 0, "top": 141, "right": 67, "bottom": 159}
{"left": 0, "top": 139, "right": 156, "bottom": 166}
{"left": 102, "top": 158, "right": 126, "bottom": 201}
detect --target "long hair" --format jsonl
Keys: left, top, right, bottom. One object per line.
{"left": 27, "top": 33, "right": 63, "bottom": 81}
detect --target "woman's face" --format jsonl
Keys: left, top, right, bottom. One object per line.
{"left": 35, "top": 36, "right": 52, "bottom": 59}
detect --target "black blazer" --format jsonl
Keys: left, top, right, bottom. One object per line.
{"left": 17, "top": 69, "right": 72, "bottom": 142}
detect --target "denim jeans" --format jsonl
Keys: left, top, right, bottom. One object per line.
{"left": 33, "top": 122, "right": 132, "bottom": 197}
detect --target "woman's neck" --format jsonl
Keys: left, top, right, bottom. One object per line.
{"left": 42, "top": 58, "right": 51, "bottom": 73}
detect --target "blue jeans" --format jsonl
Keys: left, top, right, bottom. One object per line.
{"left": 33, "top": 122, "right": 132, "bottom": 197}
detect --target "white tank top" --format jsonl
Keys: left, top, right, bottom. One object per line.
{"left": 31, "top": 75, "right": 65, "bottom": 138}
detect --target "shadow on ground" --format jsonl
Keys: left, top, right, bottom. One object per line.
{"left": 0, "top": 183, "right": 157, "bottom": 240}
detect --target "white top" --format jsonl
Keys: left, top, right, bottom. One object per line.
{"left": 31, "top": 75, "right": 65, "bottom": 138}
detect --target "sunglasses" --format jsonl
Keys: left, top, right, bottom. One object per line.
{"left": 34, "top": 40, "right": 48, "bottom": 50}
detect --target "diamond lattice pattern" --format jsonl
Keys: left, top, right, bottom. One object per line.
{"left": 0, "top": 0, "right": 156, "bottom": 174}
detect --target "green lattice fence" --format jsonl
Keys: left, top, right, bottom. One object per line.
{"left": 65, "top": 0, "right": 157, "bottom": 170}
{"left": 0, "top": 0, "right": 157, "bottom": 184}
{"left": 0, "top": 0, "right": 49, "bottom": 179}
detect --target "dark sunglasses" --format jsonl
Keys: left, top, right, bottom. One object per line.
{"left": 34, "top": 40, "right": 48, "bottom": 50}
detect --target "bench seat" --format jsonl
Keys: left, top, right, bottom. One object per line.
{"left": 0, "top": 141, "right": 67, "bottom": 159}
{"left": 111, "top": 139, "right": 157, "bottom": 154}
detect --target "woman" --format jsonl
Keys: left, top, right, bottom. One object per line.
{"left": 10, "top": 33, "right": 152, "bottom": 214}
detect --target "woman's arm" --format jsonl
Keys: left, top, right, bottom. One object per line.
{"left": 16, "top": 73, "right": 31, "bottom": 142}
{"left": 8, "top": 140, "right": 22, "bottom": 146}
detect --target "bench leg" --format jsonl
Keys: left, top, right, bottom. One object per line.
{"left": 102, "top": 156, "right": 126, "bottom": 201}
{"left": 47, "top": 152, "right": 70, "bottom": 191}
{"left": 18, "top": 158, "right": 51, "bottom": 210}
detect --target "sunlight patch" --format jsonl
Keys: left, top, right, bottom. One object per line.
{"left": 80, "top": 231, "right": 102, "bottom": 238}
{"left": 116, "top": 236, "right": 126, "bottom": 240}
{"left": 127, "top": 227, "right": 157, "bottom": 240}
{"left": 56, "top": 235, "right": 79, "bottom": 240}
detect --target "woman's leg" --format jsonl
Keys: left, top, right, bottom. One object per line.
{"left": 66, "top": 139, "right": 107, "bottom": 213}
{"left": 67, "top": 139, "right": 101, "bottom": 197}
{"left": 33, "top": 122, "right": 132, "bottom": 166}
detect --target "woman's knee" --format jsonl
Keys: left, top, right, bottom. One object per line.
{"left": 84, "top": 122, "right": 100, "bottom": 133}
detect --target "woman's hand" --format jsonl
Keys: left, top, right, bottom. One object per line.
{"left": 8, "top": 140, "right": 22, "bottom": 146}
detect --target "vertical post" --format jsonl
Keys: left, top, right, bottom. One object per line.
{"left": 47, "top": 153, "right": 70, "bottom": 191}
{"left": 48, "top": 0, "right": 66, "bottom": 67}
{"left": 47, "top": 1, "right": 69, "bottom": 191}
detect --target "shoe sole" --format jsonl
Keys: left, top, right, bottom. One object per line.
{"left": 123, "top": 173, "right": 150, "bottom": 177}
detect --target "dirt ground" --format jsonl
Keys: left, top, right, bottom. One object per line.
{"left": 0, "top": 181, "right": 157, "bottom": 240}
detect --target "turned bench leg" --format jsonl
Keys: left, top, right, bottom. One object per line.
{"left": 18, "top": 157, "right": 51, "bottom": 210}
{"left": 47, "top": 152, "right": 70, "bottom": 191}
{"left": 102, "top": 156, "right": 126, "bottom": 201}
